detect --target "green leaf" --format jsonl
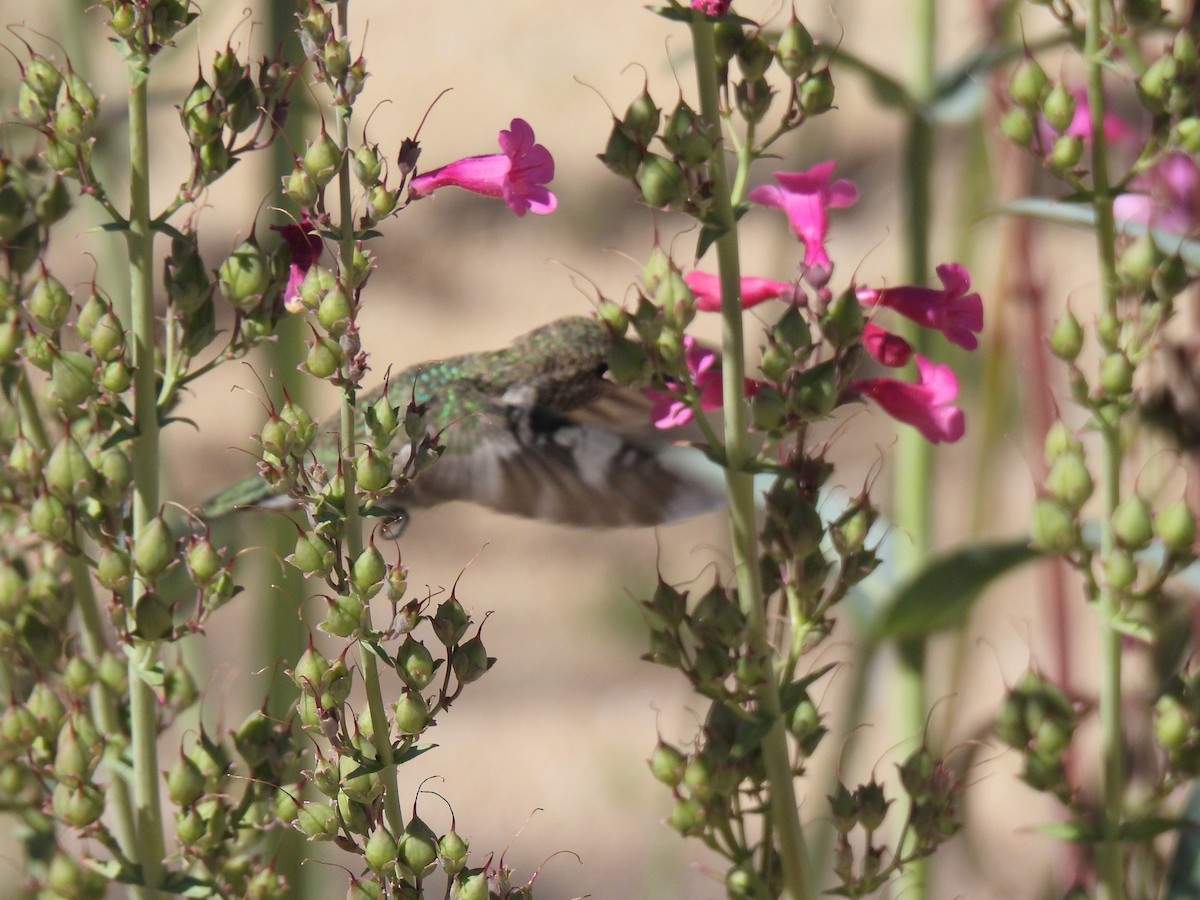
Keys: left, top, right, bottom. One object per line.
{"left": 1036, "top": 817, "right": 1184, "bottom": 844}
{"left": 871, "top": 540, "right": 1041, "bottom": 641}
{"left": 828, "top": 47, "right": 914, "bottom": 113}
{"left": 1001, "top": 197, "right": 1200, "bottom": 270}
{"left": 1165, "top": 783, "right": 1200, "bottom": 898}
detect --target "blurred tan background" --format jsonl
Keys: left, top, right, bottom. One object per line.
{"left": 1, "top": 0, "right": 1125, "bottom": 896}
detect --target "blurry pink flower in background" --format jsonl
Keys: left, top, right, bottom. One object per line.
{"left": 408, "top": 118, "right": 557, "bottom": 216}
{"left": 854, "top": 356, "right": 965, "bottom": 444}
{"left": 1113, "top": 153, "right": 1200, "bottom": 235}
{"left": 749, "top": 162, "right": 858, "bottom": 275}
{"left": 684, "top": 271, "right": 794, "bottom": 312}
{"left": 692, "top": 0, "right": 733, "bottom": 16}
{"left": 857, "top": 263, "right": 984, "bottom": 350}
{"left": 272, "top": 218, "right": 322, "bottom": 314}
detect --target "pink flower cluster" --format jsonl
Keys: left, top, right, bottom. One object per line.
{"left": 661, "top": 161, "right": 983, "bottom": 444}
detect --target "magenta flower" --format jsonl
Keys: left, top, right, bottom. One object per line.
{"left": 271, "top": 218, "right": 322, "bottom": 314}
{"left": 1113, "top": 153, "right": 1200, "bottom": 235}
{"left": 863, "top": 323, "right": 912, "bottom": 368}
{"left": 857, "top": 263, "right": 984, "bottom": 351}
{"left": 408, "top": 118, "right": 557, "bottom": 216}
{"left": 648, "top": 337, "right": 724, "bottom": 429}
{"left": 748, "top": 162, "right": 858, "bottom": 275}
{"left": 854, "top": 356, "right": 965, "bottom": 444}
{"left": 684, "top": 270, "right": 794, "bottom": 312}
{"left": 692, "top": 0, "right": 733, "bottom": 15}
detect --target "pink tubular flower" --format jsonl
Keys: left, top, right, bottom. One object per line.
{"left": 857, "top": 263, "right": 983, "bottom": 351}
{"left": 854, "top": 356, "right": 965, "bottom": 444}
{"left": 863, "top": 323, "right": 912, "bottom": 368}
{"left": 692, "top": 0, "right": 733, "bottom": 15}
{"left": 748, "top": 162, "right": 858, "bottom": 274}
{"left": 1113, "top": 153, "right": 1200, "bottom": 234}
{"left": 408, "top": 118, "right": 557, "bottom": 216}
{"left": 271, "top": 218, "right": 322, "bottom": 314}
{"left": 684, "top": 270, "right": 794, "bottom": 312}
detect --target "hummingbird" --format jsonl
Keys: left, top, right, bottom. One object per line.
{"left": 203, "top": 316, "right": 724, "bottom": 532}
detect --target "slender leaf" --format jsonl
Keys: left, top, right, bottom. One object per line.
{"left": 871, "top": 540, "right": 1041, "bottom": 641}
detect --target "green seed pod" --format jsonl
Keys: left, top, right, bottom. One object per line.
{"left": 76, "top": 293, "right": 107, "bottom": 342}
{"left": 30, "top": 493, "right": 72, "bottom": 543}
{"left": 294, "top": 800, "right": 339, "bottom": 840}
{"left": 284, "top": 165, "right": 319, "bottom": 208}
{"left": 1049, "top": 310, "right": 1084, "bottom": 361}
{"left": 599, "top": 121, "right": 643, "bottom": 179}
{"left": 52, "top": 780, "right": 104, "bottom": 828}
{"left": 97, "top": 546, "right": 132, "bottom": 591}
{"left": 1009, "top": 57, "right": 1049, "bottom": 108}
{"left": 438, "top": 830, "right": 469, "bottom": 877}
{"left": 317, "top": 283, "right": 353, "bottom": 336}
{"left": 821, "top": 288, "right": 865, "bottom": 348}
{"left": 51, "top": 350, "right": 97, "bottom": 407}
{"left": 36, "top": 174, "right": 71, "bottom": 227}
{"left": 1155, "top": 499, "right": 1196, "bottom": 554}
{"left": 1049, "top": 134, "right": 1083, "bottom": 171}
{"left": 29, "top": 272, "right": 72, "bottom": 331}
{"left": 218, "top": 239, "right": 271, "bottom": 311}
{"left": 135, "top": 515, "right": 176, "bottom": 579}
{"left": 1103, "top": 549, "right": 1137, "bottom": 591}
{"left": 364, "top": 824, "right": 399, "bottom": 877}
{"left": 1112, "top": 495, "right": 1154, "bottom": 549}
{"left": 166, "top": 751, "right": 206, "bottom": 806}
{"left": 352, "top": 144, "right": 384, "bottom": 187}
{"left": 1176, "top": 117, "right": 1200, "bottom": 154}
{"left": 450, "top": 869, "right": 489, "bottom": 900}
{"left": 1044, "top": 422, "right": 1082, "bottom": 465}
{"left": 639, "top": 154, "right": 687, "bottom": 209}
{"left": 133, "top": 591, "right": 174, "bottom": 640}
{"left": 0, "top": 315, "right": 23, "bottom": 362}
{"left": 26, "top": 56, "right": 63, "bottom": 106}
{"left": 339, "top": 753, "right": 382, "bottom": 805}
{"left": 187, "top": 536, "right": 223, "bottom": 586}
{"left": 1031, "top": 498, "right": 1076, "bottom": 552}
{"left": 101, "top": 359, "right": 132, "bottom": 394}
{"left": 365, "top": 184, "right": 398, "bottom": 222}
{"left": 399, "top": 814, "right": 439, "bottom": 878}
{"left": 355, "top": 446, "right": 392, "bottom": 493}
{"left": 303, "top": 131, "right": 342, "bottom": 188}
{"left": 392, "top": 689, "right": 429, "bottom": 735}
{"left": 621, "top": 88, "right": 660, "bottom": 147}
{"left": 1154, "top": 693, "right": 1190, "bottom": 751}
{"left": 668, "top": 796, "right": 706, "bottom": 836}
{"left": 1099, "top": 352, "right": 1134, "bottom": 396}
{"left": 1041, "top": 83, "right": 1076, "bottom": 133}
{"left": 351, "top": 543, "right": 387, "bottom": 597}
{"left": 798, "top": 68, "right": 835, "bottom": 115}
{"left": 432, "top": 596, "right": 470, "bottom": 646}
{"left": 777, "top": 17, "right": 817, "bottom": 79}
{"left": 1045, "top": 453, "right": 1093, "bottom": 511}
{"left": 52, "top": 720, "right": 96, "bottom": 782}
{"left": 736, "top": 35, "right": 773, "bottom": 81}
{"left": 1138, "top": 55, "right": 1177, "bottom": 112}
{"left": 89, "top": 311, "right": 126, "bottom": 362}
{"left": 395, "top": 636, "right": 435, "bottom": 690}
{"left": 1000, "top": 107, "right": 1036, "bottom": 146}
{"left": 1118, "top": 233, "right": 1161, "bottom": 290}
{"left": 304, "top": 336, "right": 342, "bottom": 379}
{"left": 182, "top": 76, "right": 221, "bottom": 145}
{"left": 451, "top": 636, "right": 492, "bottom": 685}
{"left": 649, "top": 740, "right": 686, "bottom": 786}
{"left": 321, "top": 592, "right": 364, "bottom": 638}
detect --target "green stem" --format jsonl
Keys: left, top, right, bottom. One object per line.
{"left": 1084, "top": 1, "right": 1124, "bottom": 894}
{"left": 892, "top": 1, "right": 937, "bottom": 897}
{"left": 690, "top": 16, "right": 812, "bottom": 900}
{"left": 125, "top": 57, "right": 167, "bottom": 898}
{"left": 333, "top": 0, "right": 405, "bottom": 840}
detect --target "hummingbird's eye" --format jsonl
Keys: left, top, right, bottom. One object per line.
{"left": 594, "top": 362, "right": 608, "bottom": 377}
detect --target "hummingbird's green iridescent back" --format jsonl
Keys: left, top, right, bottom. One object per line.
{"left": 203, "top": 316, "right": 722, "bottom": 528}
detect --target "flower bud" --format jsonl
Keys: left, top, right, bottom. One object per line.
{"left": 1049, "top": 134, "right": 1083, "bottom": 171}
{"left": 1155, "top": 693, "right": 1190, "bottom": 752}
{"left": 1103, "top": 549, "right": 1137, "bottom": 591}
{"left": 1045, "top": 453, "right": 1093, "bottom": 511}
{"left": 1099, "top": 352, "right": 1133, "bottom": 396}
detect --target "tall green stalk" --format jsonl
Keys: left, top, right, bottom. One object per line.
{"left": 332, "top": 0, "right": 405, "bottom": 840}
{"left": 1084, "top": 1, "right": 1124, "bottom": 893}
{"left": 125, "top": 57, "right": 167, "bottom": 898}
{"left": 689, "top": 17, "right": 813, "bottom": 900}
{"left": 892, "top": 0, "right": 937, "bottom": 897}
